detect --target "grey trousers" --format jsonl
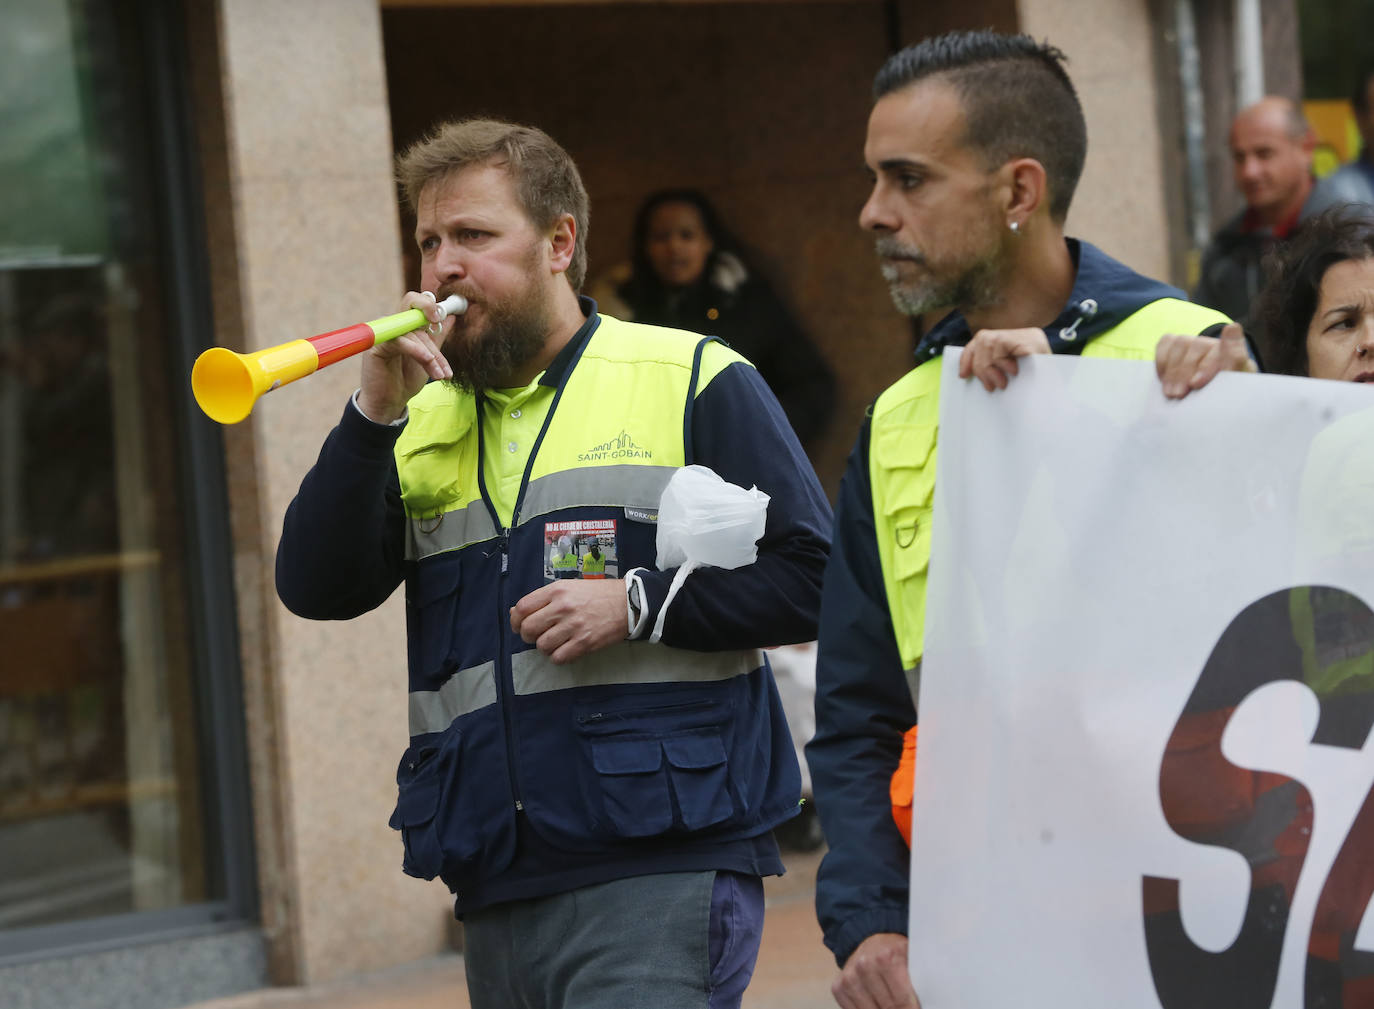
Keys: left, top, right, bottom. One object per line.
{"left": 461, "top": 870, "right": 763, "bottom": 1009}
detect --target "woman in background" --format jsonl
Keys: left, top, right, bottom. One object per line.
{"left": 605, "top": 189, "right": 837, "bottom": 451}
{"left": 599, "top": 191, "right": 833, "bottom": 852}
{"left": 1156, "top": 206, "right": 1374, "bottom": 394}
{"left": 1255, "top": 204, "right": 1374, "bottom": 381}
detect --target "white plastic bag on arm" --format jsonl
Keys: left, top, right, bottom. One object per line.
{"left": 649, "top": 464, "right": 770, "bottom": 643}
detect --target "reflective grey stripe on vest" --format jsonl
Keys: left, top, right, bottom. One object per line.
{"left": 406, "top": 498, "right": 500, "bottom": 562}
{"left": 905, "top": 661, "right": 921, "bottom": 711}
{"left": 409, "top": 661, "right": 498, "bottom": 735}
{"left": 511, "top": 642, "right": 762, "bottom": 695}
{"left": 405, "top": 464, "right": 677, "bottom": 561}
{"left": 518, "top": 465, "right": 678, "bottom": 524}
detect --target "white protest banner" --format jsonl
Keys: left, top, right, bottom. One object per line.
{"left": 912, "top": 354, "right": 1374, "bottom": 1009}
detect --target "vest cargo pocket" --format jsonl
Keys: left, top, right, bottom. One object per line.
{"left": 874, "top": 422, "right": 937, "bottom": 581}
{"left": 890, "top": 505, "right": 934, "bottom": 581}
{"left": 589, "top": 736, "right": 674, "bottom": 837}
{"left": 388, "top": 739, "right": 452, "bottom": 881}
{"left": 662, "top": 733, "right": 732, "bottom": 830}
{"left": 388, "top": 724, "right": 484, "bottom": 882}
{"left": 544, "top": 695, "right": 741, "bottom": 846}
{"left": 405, "top": 553, "right": 462, "bottom": 680}
{"left": 585, "top": 728, "right": 736, "bottom": 838}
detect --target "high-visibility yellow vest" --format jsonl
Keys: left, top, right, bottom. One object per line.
{"left": 877, "top": 298, "right": 1229, "bottom": 843}
{"left": 383, "top": 316, "right": 801, "bottom": 893}
{"left": 870, "top": 299, "right": 1231, "bottom": 698}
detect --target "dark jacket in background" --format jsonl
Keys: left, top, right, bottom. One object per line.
{"left": 1193, "top": 205, "right": 1303, "bottom": 368}
{"left": 618, "top": 253, "right": 837, "bottom": 450}
{"left": 1192, "top": 210, "right": 1278, "bottom": 334}
{"left": 1302, "top": 156, "right": 1374, "bottom": 219}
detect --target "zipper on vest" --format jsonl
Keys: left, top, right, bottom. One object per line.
{"left": 496, "top": 548, "right": 525, "bottom": 814}
{"left": 576, "top": 698, "right": 717, "bottom": 724}
{"left": 474, "top": 402, "right": 527, "bottom": 818}
{"left": 473, "top": 328, "right": 592, "bottom": 821}
{"left": 495, "top": 528, "right": 524, "bottom": 814}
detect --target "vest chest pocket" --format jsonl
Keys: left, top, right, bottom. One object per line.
{"left": 396, "top": 399, "right": 473, "bottom": 517}
{"left": 874, "top": 422, "right": 938, "bottom": 580}
{"left": 888, "top": 506, "right": 935, "bottom": 581}
{"left": 405, "top": 553, "right": 462, "bottom": 681}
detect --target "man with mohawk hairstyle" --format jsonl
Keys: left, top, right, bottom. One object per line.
{"left": 807, "top": 30, "right": 1246, "bottom": 1008}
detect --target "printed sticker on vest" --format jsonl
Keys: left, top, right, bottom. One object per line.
{"left": 623, "top": 507, "right": 658, "bottom": 524}
{"left": 544, "top": 519, "right": 618, "bottom": 581}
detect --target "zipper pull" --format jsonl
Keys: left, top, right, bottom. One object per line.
{"left": 500, "top": 530, "right": 509, "bottom": 573}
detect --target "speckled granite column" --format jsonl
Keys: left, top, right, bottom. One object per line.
{"left": 214, "top": 0, "right": 455, "bottom": 985}
{"left": 1017, "top": 0, "right": 1175, "bottom": 284}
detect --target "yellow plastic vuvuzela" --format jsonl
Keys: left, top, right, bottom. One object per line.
{"left": 191, "top": 294, "right": 466, "bottom": 424}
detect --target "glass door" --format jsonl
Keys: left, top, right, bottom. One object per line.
{"left": 0, "top": 0, "right": 253, "bottom": 951}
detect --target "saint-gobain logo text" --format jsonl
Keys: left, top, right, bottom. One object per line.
{"left": 578, "top": 430, "right": 652, "bottom": 462}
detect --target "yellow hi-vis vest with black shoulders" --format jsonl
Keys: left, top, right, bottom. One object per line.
{"left": 383, "top": 315, "right": 799, "bottom": 900}
{"left": 869, "top": 298, "right": 1231, "bottom": 700}
{"left": 394, "top": 316, "right": 738, "bottom": 566}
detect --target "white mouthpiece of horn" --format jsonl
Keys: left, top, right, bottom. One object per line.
{"left": 436, "top": 294, "right": 468, "bottom": 320}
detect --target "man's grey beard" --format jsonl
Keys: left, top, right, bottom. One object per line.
{"left": 441, "top": 288, "right": 553, "bottom": 393}
{"left": 876, "top": 237, "right": 1001, "bottom": 318}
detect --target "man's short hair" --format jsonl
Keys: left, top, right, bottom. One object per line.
{"left": 396, "top": 118, "right": 591, "bottom": 291}
{"left": 873, "top": 30, "right": 1087, "bottom": 221}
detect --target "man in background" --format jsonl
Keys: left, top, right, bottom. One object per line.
{"left": 1193, "top": 96, "right": 1314, "bottom": 339}
{"left": 806, "top": 30, "right": 1240, "bottom": 1009}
